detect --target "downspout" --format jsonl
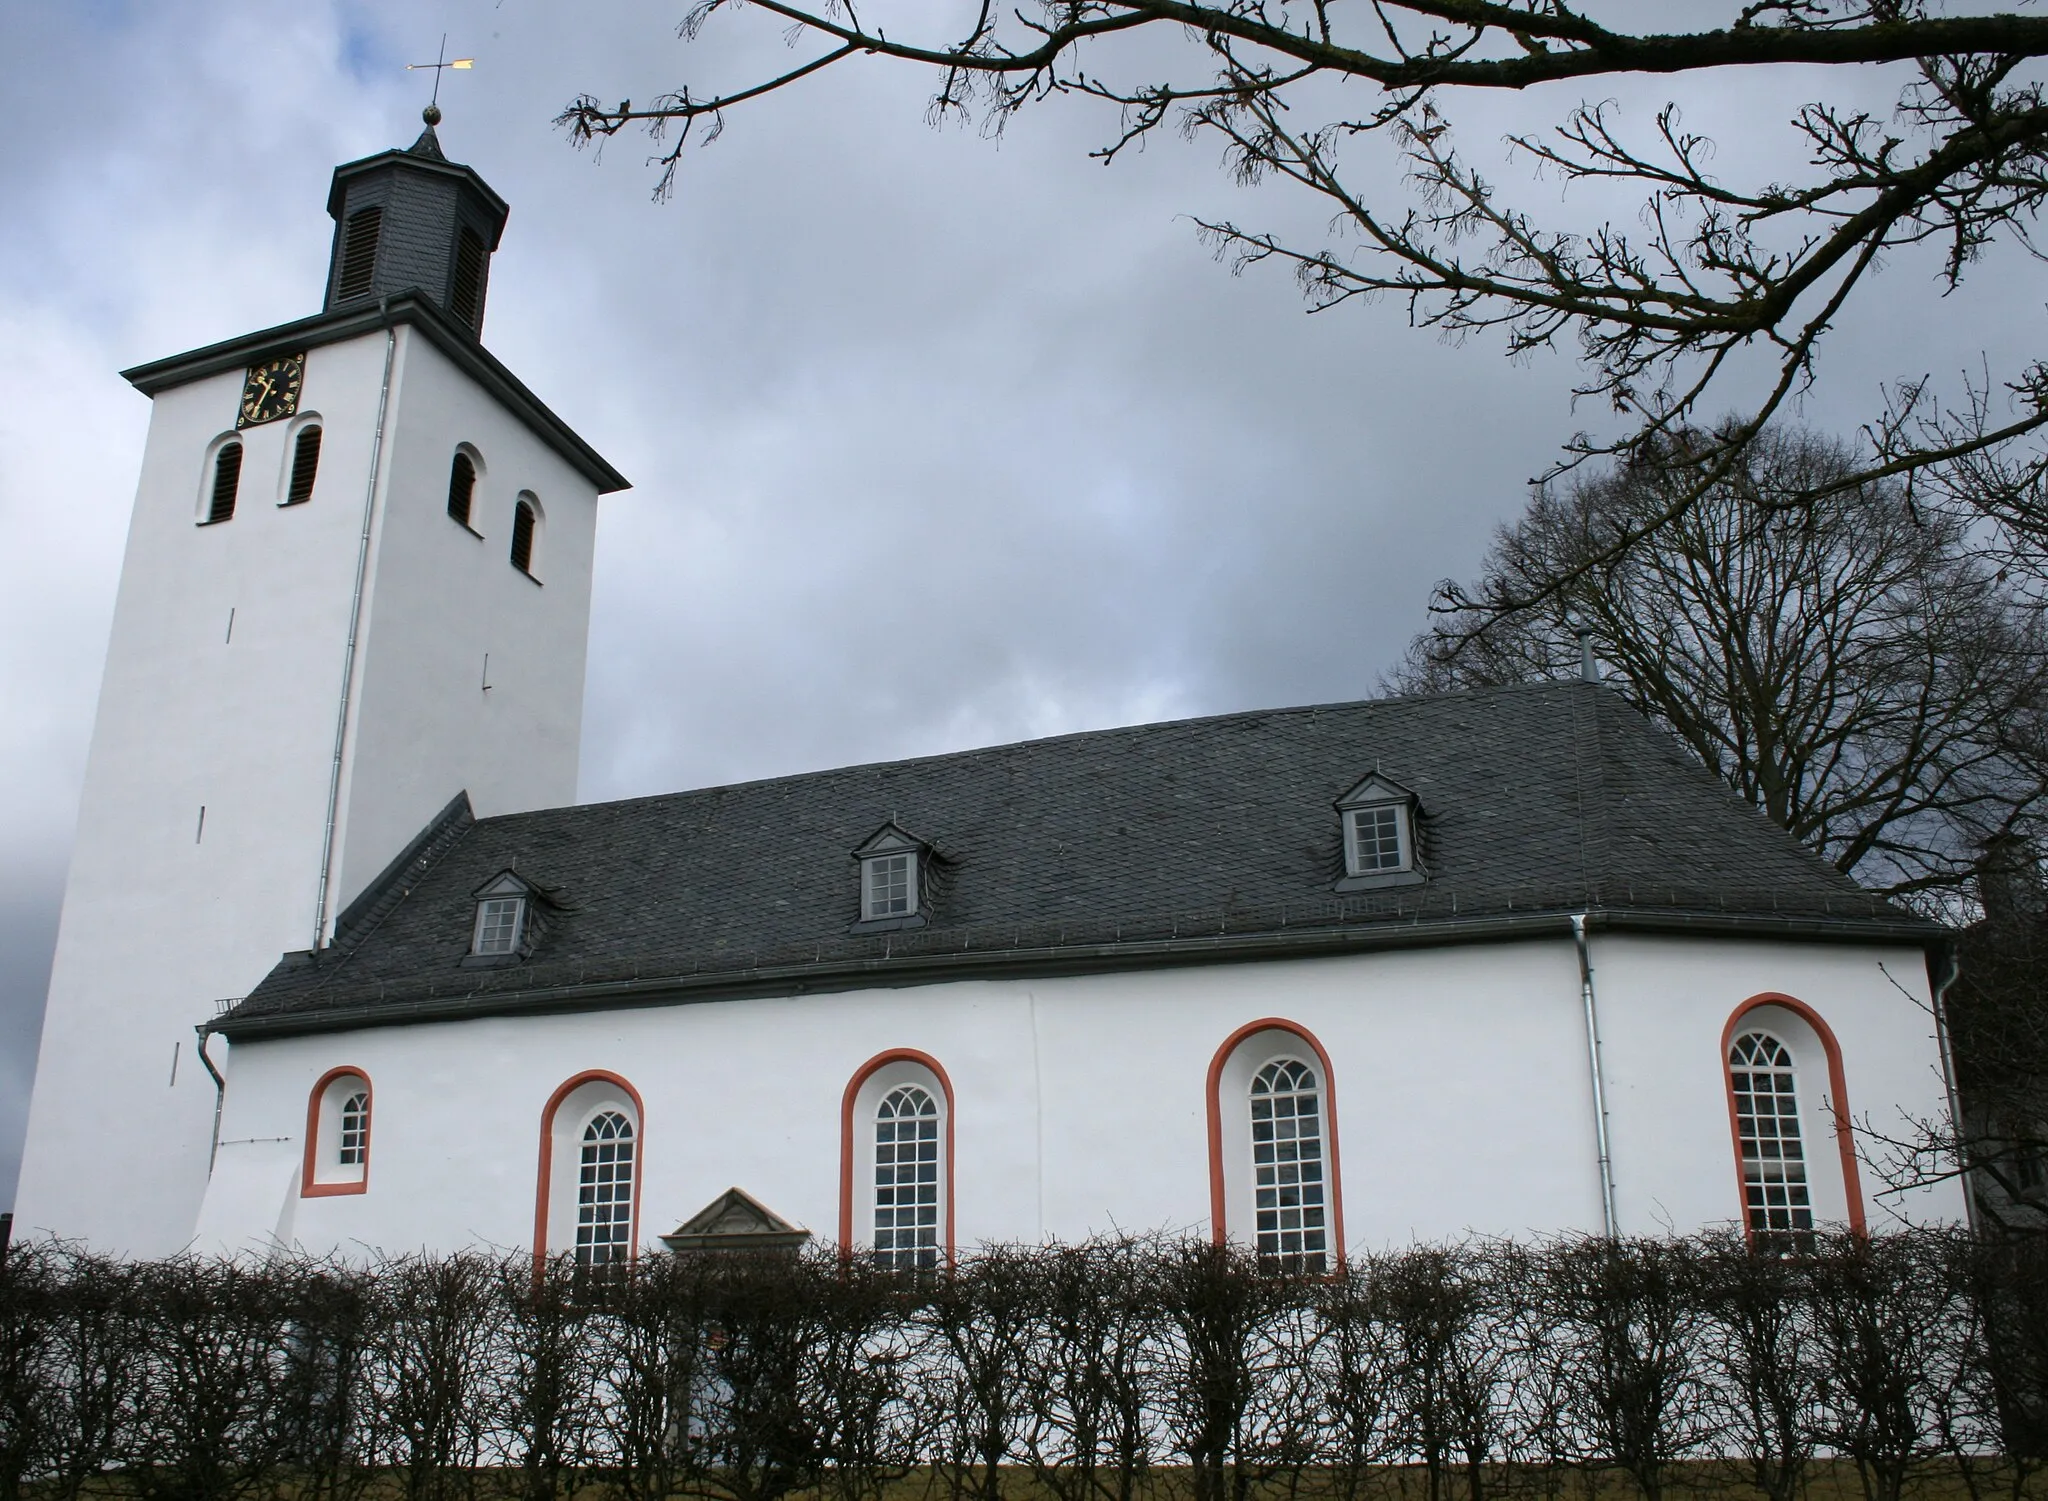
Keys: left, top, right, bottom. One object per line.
{"left": 1572, "top": 914, "right": 1621, "bottom": 1238}
{"left": 312, "top": 308, "right": 398, "bottom": 951}
{"left": 1928, "top": 945, "right": 1978, "bottom": 1235}
{"left": 194, "top": 1025, "right": 226, "bottom": 1174}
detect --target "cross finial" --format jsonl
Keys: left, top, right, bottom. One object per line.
{"left": 406, "top": 33, "right": 473, "bottom": 125}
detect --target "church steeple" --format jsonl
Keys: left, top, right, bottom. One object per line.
{"left": 323, "top": 107, "right": 510, "bottom": 335}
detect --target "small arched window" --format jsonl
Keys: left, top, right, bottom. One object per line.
{"left": 874, "top": 1084, "right": 941, "bottom": 1269}
{"left": 510, "top": 497, "right": 537, "bottom": 575}
{"left": 284, "top": 426, "right": 322, "bottom": 506}
{"left": 1729, "top": 1031, "right": 1814, "bottom": 1238}
{"left": 576, "top": 1110, "right": 636, "bottom": 1269}
{"left": 207, "top": 442, "right": 243, "bottom": 524}
{"left": 301, "top": 1068, "right": 372, "bottom": 1196}
{"left": 447, "top": 451, "right": 477, "bottom": 528}
{"left": 1249, "top": 1059, "right": 1328, "bottom": 1269}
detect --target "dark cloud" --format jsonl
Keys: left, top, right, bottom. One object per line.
{"left": 3, "top": 1, "right": 2040, "bottom": 1208}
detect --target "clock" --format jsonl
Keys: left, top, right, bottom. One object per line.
{"left": 237, "top": 352, "right": 306, "bottom": 428}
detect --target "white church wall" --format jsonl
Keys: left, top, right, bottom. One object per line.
{"left": 1592, "top": 933, "right": 1966, "bottom": 1233}
{"left": 328, "top": 331, "right": 599, "bottom": 918}
{"left": 17, "top": 331, "right": 411, "bottom": 1255}
{"left": 194, "top": 930, "right": 1963, "bottom": 1261}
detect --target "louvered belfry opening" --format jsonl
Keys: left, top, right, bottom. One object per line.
{"left": 447, "top": 452, "right": 477, "bottom": 526}
{"left": 334, "top": 207, "right": 383, "bottom": 302}
{"left": 208, "top": 443, "right": 243, "bottom": 524}
{"left": 449, "top": 227, "right": 486, "bottom": 330}
{"left": 286, "top": 427, "right": 322, "bottom": 506}
{"left": 510, "top": 500, "right": 536, "bottom": 574}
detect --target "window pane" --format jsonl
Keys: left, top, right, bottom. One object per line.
{"left": 874, "top": 1084, "right": 940, "bottom": 1269}
{"left": 575, "top": 1110, "right": 635, "bottom": 1267}
{"left": 1729, "top": 1031, "right": 1815, "bottom": 1241}
{"left": 1349, "top": 806, "right": 1404, "bottom": 872}
{"left": 475, "top": 897, "right": 522, "bottom": 954}
{"left": 338, "top": 1089, "right": 369, "bottom": 1167}
{"left": 1250, "top": 1059, "right": 1327, "bottom": 1270}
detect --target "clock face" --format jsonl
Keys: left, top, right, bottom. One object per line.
{"left": 237, "top": 353, "right": 306, "bottom": 428}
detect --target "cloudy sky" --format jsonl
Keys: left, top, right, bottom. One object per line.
{"left": 2, "top": 1, "right": 2041, "bottom": 1212}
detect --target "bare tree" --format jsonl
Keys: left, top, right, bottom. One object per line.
{"left": 1388, "top": 425, "right": 2048, "bottom": 907}
{"left": 558, "top": 3, "right": 2048, "bottom": 603}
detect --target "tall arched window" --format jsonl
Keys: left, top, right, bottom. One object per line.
{"left": 446, "top": 450, "right": 477, "bottom": 527}
{"left": 1249, "top": 1059, "right": 1328, "bottom": 1267}
{"left": 534, "top": 1071, "right": 644, "bottom": 1274}
{"left": 207, "top": 442, "right": 243, "bottom": 524}
{"left": 285, "top": 426, "right": 322, "bottom": 506}
{"left": 510, "top": 497, "right": 538, "bottom": 575}
{"left": 1207, "top": 1019, "right": 1346, "bottom": 1266}
{"left": 576, "top": 1110, "right": 636, "bottom": 1268}
{"left": 1728, "top": 1031, "right": 1814, "bottom": 1238}
{"left": 874, "top": 1085, "right": 940, "bottom": 1269}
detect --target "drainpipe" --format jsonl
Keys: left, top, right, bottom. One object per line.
{"left": 1572, "top": 914, "right": 1621, "bottom": 1237}
{"left": 312, "top": 310, "right": 398, "bottom": 950}
{"left": 194, "top": 1025, "right": 226, "bottom": 1174}
{"left": 1928, "top": 946, "right": 1978, "bottom": 1235}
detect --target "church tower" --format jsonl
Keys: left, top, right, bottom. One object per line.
{"left": 13, "top": 114, "right": 628, "bottom": 1256}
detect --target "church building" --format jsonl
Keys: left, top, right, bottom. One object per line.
{"left": 13, "top": 118, "right": 1968, "bottom": 1264}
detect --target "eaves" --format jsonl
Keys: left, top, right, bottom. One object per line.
{"left": 210, "top": 904, "right": 1945, "bottom": 1041}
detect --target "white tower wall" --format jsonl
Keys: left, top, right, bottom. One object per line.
{"left": 15, "top": 321, "right": 604, "bottom": 1255}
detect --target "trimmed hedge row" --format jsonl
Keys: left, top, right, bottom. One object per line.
{"left": 0, "top": 1232, "right": 2043, "bottom": 1501}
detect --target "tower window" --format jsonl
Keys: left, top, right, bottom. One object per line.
{"left": 447, "top": 451, "right": 477, "bottom": 527}
{"left": 335, "top": 206, "right": 383, "bottom": 301}
{"left": 1729, "top": 1031, "right": 1815, "bottom": 1241}
{"left": 510, "top": 499, "right": 537, "bottom": 574}
{"left": 285, "top": 427, "right": 322, "bottom": 506}
{"left": 450, "top": 227, "right": 486, "bottom": 331}
{"left": 207, "top": 442, "right": 243, "bottom": 524}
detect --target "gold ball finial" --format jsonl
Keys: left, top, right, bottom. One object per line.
{"left": 422, "top": 103, "right": 442, "bottom": 126}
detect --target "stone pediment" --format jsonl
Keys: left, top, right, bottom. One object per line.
{"left": 659, "top": 1187, "right": 812, "bottom": 1252}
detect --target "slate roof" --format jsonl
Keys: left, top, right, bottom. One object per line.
{"left": 220, "top": 681, "right": 1937, "bottom": 1038}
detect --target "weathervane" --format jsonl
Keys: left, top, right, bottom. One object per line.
{"left": 406, "top": 34, "right": 473, "bottom": 125}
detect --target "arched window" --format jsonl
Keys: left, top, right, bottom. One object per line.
{"left": 874, "top": 1085, "right": 940, "bottom": 1269}
{"left": 1207, "top": 1019, "right": 1346, "bottom": 1267}
{"left": 284, "top": 426, "right": 322, "bottom": 506}
{"left": 1728, "top": 1031, "right": 1814, "bottom": 1238}
{"left": 510, "top": 497, "right": 538, "bottom": 575}
{"left": 301, "top": 1068, "right": 372, "bottom": 1196}
{"left": 576, "top": 1110, "right": 636, "bottom": 1268}
{"left": 839, "top": 1050, "right": 954, "bottom": 1266}
{"left": 446, "top": 450, "right": 477, "bottom": 527}
{"left": 1249, "top": 1059, "right": 1328, "bottom": 1268}
{"left": 534, "top": 1072, "right": 644, "bottom": 1273}
{"left": 207, "top": 442, "right": 243, "bottom": 524}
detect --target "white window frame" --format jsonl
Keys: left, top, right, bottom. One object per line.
{"left": 862, "top": 852, "right": 919, "bottom": 921}
{"left": 473, "top": 895, "right": 526, "bottom": 955}
{"left": 1248, "top": 1057, "right": 1331, "bottom": 1269}
{"left": 1729, "top": 1030, "right": 1815, "bottom": 1240}
{"left": 873, "top": 1083, "right": 942, "bottom": 1270}
{"left": 1344, "top": 803, "right": 1412, "bottom": 877}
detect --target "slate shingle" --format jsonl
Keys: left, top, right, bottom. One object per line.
{"left": 222, "top": 681, "right": 1935, "bottom": 1036}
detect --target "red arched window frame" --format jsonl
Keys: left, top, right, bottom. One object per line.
{"left": 301, "top": 1065, "right": 373, "bottom": 1198}
{"left": 1721, "top": 993, "right": 1866, "bottom": 1239}
{"left": 838, "top": 1048, "right": 956, "bottom": 1265}
{"left": 532, "top": 1069, "right": 647, "bottom": 1276}
{"left": 1205, "top": 1017, "right": 1348, "bottom": 1263}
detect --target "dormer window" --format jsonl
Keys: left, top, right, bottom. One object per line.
{"left": 851, "top": 823, "right": 931, "bottom": 931}
{"left": 468, "top": 870, "right": 537, "bottom": 960}
{"left": 1333, "top": 772, "right": 1424, "bottom": 892}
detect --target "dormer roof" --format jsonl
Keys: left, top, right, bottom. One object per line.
{"left": 1335, "top": 771, "right": 1418, "bottom": 810}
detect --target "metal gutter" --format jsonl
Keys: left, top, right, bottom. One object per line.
{"left": 1572, "top": 914, "right": 1620, "bottom": 1237}
{"left": 1927, "top": 943, "right": 1978, "bottom": 1235}
{"left": 119, "top": 294, "right": 630, "bottom": 493}
{"left": 212, "top": 905, "right": 1945, "bottom": 1041}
